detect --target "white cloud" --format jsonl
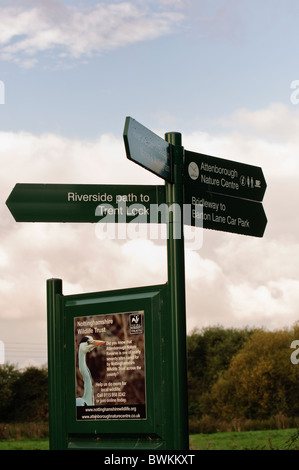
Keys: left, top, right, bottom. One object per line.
{"left": 0, "top": 1, "right": 184, "bottom": 67}
{"left": 229, "top": 279, "right": 299, "bottom": 329}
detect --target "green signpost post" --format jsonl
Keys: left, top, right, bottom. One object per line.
{"left": 6, "top": 116, "right": 267, "bottom": 451}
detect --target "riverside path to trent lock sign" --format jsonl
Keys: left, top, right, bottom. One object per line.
{"left": 6, "top": 183, "right": 166, "bottom": 223}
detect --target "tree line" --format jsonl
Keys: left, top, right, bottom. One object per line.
{"left": 1, "top": 324, "right": 299, "bottom": 431}
{"left": 187, "top": 323, "right": 299, "bottom": 432}
{"left": 0, "top": 365, "right": 48, "bottom": 422}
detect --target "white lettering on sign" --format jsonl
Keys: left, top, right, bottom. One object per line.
{"left": 200, "top": 161, "right": 238, "bottom": 179}
{"left": 126, "top": 206, "right": 149, "bottom": 216}
{"left": 200, "top": 174, "right": 240, "bottom": 190}
{"left": 96, "top": 205, "right": 124, "bottom": 216}
{"left": 67, "top": 191, "right": 151, "bottom": 204}
{"left": 198, "top": 161, "right": 242, "bottom": 193}
{"left": 221, "top": 178, "right": 239, "bottom": 190}
{"left": 116, "top": 193, "right": 137, "bottom": 203}
{"left": 200, "top": 174, "right": 220, "bottom": 186}
{"left": 238, "top": 217, "right": 250, "bottom": 228}
{"left": 68, "top": 192, "right": 113, "bottom": 202}
{"left": 192, "top": 196, "right": 219, "bottom": 212}
{"left": 190, "top": 196, "right": 251, "bottom": 230}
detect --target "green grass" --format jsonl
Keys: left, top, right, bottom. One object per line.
{"left": 0, "top": 428, "right": 298, "bottom": 450}
{"left": 190, "top": 428, "right": 299, "bottom": 450}
{"left": 0, "top": 438, "right": 49, "bottom": 450}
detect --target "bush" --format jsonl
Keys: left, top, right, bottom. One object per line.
{"left": 0, "top": 364, "right": 48, "bottom": 422}
{"left": 0, "top": 422, "right": 49, "bottom": 439}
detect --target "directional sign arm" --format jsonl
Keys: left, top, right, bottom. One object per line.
{"left": 6, "top": 183, "right": 166, "bottom": 223}
{"left": 123, "top": 116, "right": 173, "bottom": 182}
{"left": 185, "top": 150, "right": 267, "bottom": 202}
{"left": 184, "top": 189, "right": 267, "bottom": 237}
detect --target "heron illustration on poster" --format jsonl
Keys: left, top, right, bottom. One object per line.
{"left": 76, "top": 335, "right": 105, "bottom": 406}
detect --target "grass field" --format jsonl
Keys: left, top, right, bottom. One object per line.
{"left": 0, "top": 428, "right": 298, "bottom": 450}
{"left": 190, "top": 428, "right": 299, "bottom": 450}
{"left": 0, "top": 438, "right": 49, "bottom": 450}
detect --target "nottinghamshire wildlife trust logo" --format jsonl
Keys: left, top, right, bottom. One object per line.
{"left": 129, "top": 313, "right": 143, "bottom": 334}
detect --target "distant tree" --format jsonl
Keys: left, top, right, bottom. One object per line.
{"left": 9, "top": 366, "right": 48, "bottom": 422}
{"left": 187, "top": 326, "right": 256, "bottom": 417}
{"left": 208, "top": 327, "right": 299, "bottom": 420}
{"left": 0, "top": 364, "right": 21, "bottom": 421}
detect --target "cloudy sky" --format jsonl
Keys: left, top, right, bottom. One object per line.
{"left": 1, "top": 0, "right": 299, "bottom": 368}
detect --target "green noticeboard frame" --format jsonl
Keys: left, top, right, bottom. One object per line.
{"left": 47, "top": 279, "right": 188, "bottom": 450}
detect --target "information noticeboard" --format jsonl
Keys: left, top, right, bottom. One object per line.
{"left": 47, "top": 279, "right": 180, "bottom": 450}
{"left": 74, "top": 311, "right": 146, "bottom": 421}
